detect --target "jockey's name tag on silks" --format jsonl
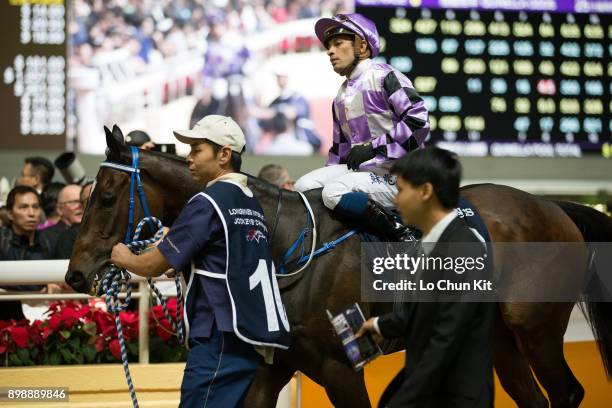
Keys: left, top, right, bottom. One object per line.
{"left": 201, "top": 180, "right": 291, "bottom": 349}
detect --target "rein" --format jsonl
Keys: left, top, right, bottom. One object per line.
{"left": 276, "top": 191, "right": 318, "bottom": 276}
{"left": 99, "top": 147, "right": 185, "bottom": 408}
{"left": 268, "top": 188, "right": 283, "bottom": 245}
{"left": 271, "top": 187, "right": 358, "bottom": 277}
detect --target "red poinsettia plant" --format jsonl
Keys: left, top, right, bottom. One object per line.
{"left": 148, "top": 298, "right": 187, "bottom": 363}
{"left": 1, "top": 299, "right": 186, "bottom": 366}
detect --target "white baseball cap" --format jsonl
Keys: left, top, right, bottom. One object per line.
{"left": 173, "top": 115, "right": 246, "bottom": 153}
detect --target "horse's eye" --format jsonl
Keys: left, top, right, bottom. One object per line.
{"left": 100, "top": 192, "right": 116, "bottom": 207}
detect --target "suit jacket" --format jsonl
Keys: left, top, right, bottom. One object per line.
{"left": 377, "top": 217, "right": 495, "bottom": 408}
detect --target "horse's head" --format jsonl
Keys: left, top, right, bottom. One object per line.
{"left": 65, "top": 125, "right": 167, "bottom": 293}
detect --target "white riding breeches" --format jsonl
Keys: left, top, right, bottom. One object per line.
{"left": 294, "top": 165, "right": 398, "bottom": 210}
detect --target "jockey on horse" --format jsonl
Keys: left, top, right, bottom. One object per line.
{"left": 294, "top": 13, "right": 431, "bottom": 242}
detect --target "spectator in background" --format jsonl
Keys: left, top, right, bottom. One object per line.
{"left": 42, "top": 184, "right": 83, "bottom": 255}
{"left": 0, "top": 186, "right": 51, "bottom": 321}
{"left": 48, "top": 182, "right": 94, "bottom": 294}
{"left": 270, "top": 67, "right": 321, "bottom": 152}
{"left": 258, "top": 164, "right": 295, "bottom": 190}
{"left": 38, "top": 182, "right": 66, "bottom": 230}
{"left": 137, "top": 17, "right": 156, "bottom": 63}
{"left": 0, "top": 206, "right": 9, "bottom": 227}
{"left": 126, "top": 129, "right": 155, "bottom": 150}
{"left": 260, "top": 112, "right": 314, "bottom": 155}
{"left": 53, "top": 181, "right": 94, "bottom": 260}
{"left": 0, "top": 176, "right": 10, "bottom": 206}
{"left": 17, "top": 157, "right": 55, "bottom": 194}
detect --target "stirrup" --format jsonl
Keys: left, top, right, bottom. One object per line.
{"left": 393, "top": 224, "right": 419, "bottom": 242}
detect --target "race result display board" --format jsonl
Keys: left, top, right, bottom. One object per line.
{"left": 356, "top": 0, "right": 611, "bottom": 157}
{"left": 0, "top": 0, "right": 67, "bottom": 149}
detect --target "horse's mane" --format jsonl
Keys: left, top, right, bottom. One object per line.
{"left": 144, "top": 149, "right": 188, "bottom": 164}
{"left": 244, "top": 172, "right": 287, "bottom": 195}
{"left": 108, "top": 146, "right": 187, "bottom": 166}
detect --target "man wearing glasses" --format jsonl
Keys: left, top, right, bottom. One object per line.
{"left": 42, "top": 184, "right": 83, "bottom": 255}
{"left": 52, "top": 181, "right": 94, "bottom": 260}
{"left": 295, "top": 13, "right": 430, "bottom": 241}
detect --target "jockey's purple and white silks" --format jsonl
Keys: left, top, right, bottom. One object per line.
{"left": 326, "top": 59, "right": 430, "bottom": 168}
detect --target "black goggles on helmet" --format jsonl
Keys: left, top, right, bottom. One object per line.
{"left": 329, "top": 14, "right": 369, "bottom": 44}
{"left": 323, "top": 26, "right": 358, "bottom": 48}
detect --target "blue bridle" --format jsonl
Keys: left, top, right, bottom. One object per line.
{"left": 100, "top": 147, "right": 155, "bottom": 244}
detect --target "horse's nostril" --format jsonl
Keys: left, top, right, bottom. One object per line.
{"left": 69, "top": 270, "right": 84, "bottom": 283}
{"left": 66, "top": 270, "right": 87, "bottom": 292}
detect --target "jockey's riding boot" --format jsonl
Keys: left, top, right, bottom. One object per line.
{"left": 362, "top": 200, "right": 416, "bottom": 242}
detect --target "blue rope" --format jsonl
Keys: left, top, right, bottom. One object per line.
{"left": 102, "top": 216, "right": 185, "bottom": 408}
{"left": 101, "top": 266, "right": 139, "bottom": 407}
{"left": 130, "top": 217, "right": 185, "bottom": 345}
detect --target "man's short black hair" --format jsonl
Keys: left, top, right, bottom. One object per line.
{"left": 391, "top": 146, "right": 461, "bottom": 209}
{"left": 206, "top": 141, "right": 242, "bottom": 172}
{"left": 25, "top": 156, "right": 55, "bottom": 186}
{"left": 7, "top": 185, "right": 41, "bottom": 210}
{"left": 41, "top": 182, "right": 66, "bottom": 217}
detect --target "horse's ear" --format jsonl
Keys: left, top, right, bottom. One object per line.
{"left": 105, "top": 124, "right": 125, "bottom": 156}
{"left": 112, "top": 125, "right": 125, "bottom": 145}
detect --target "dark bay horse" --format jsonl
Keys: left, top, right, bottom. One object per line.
{"left": 66, "top": 127, "right": 612, "bottom": 408}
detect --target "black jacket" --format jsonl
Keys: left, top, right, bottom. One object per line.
{"left": 377, "top": 217, "right": 495, "bottom": 408}
{"left": 0, "top": 227, "right": 53, "bottom": 321}
{"left": 53, "top": 224, "right": 80, "bottom": 259}
{"left": 40, "top": 221, "right": 70, "bottom": 257}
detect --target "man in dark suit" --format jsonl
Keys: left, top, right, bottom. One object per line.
{"left": 358, "top": 147, "right": 494, "bottom": 408}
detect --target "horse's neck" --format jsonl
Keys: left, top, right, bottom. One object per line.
{"left": 141, "top": 154, "right": 200, "bottom": 223}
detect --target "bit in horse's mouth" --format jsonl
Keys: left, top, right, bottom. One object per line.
{"left": 90, "top": 272, "right": 101, "bottom": 296}
{"left": 89, "top": 260, "right": 112, "bottom": 296}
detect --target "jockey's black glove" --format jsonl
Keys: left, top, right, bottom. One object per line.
{"left": 346, "top": 142, "right": 377, "bottom": 171}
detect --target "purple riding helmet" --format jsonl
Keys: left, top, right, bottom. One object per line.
{"left": 314, "top": 13, "right": 380, "bottom": 58}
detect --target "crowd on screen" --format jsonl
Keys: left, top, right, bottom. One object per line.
{"left": 71, "top": 0, "right": 349, "bottom": 63}
{"left": 70, "top": 0, "right": 347, "bottom": 154}
{"left": 70, "top": 0, "right": 350, "bottom": 72}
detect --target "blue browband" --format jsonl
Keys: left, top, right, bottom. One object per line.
{"left": 100, "top": 147, "right": 154, "bottom": 243}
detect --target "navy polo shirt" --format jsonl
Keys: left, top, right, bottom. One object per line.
{"left": 158, "top": 194, "right": 233, "bottom": 339}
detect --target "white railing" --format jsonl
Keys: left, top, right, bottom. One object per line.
{"left": 0, "top": 260, "right": 170, "bottom": 364}
{"left": 249, "top": 18, "right": 319, "bottom": 54}
{"left": 72, "top": 47, "right": 205, "bottom": 154}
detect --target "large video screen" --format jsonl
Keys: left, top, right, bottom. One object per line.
{"left": 0, "top": 0, "right": 67, "bottom": 150}
{"left": 357, "top": 0, "right": 611, "bottom": 157}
